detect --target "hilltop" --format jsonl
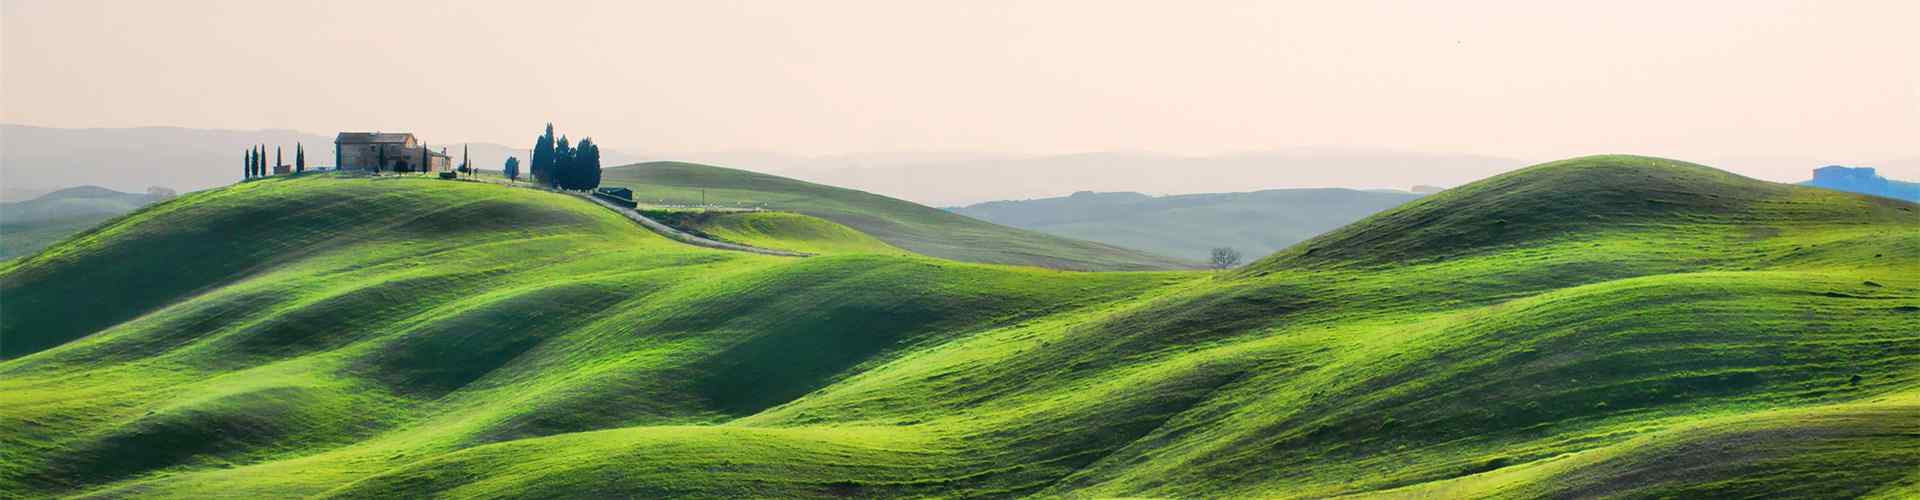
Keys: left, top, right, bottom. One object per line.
{"left": 949, "top": 188, "right": 1421, "bottom": 262}
{"left": 0, "top": 125, "right": 646, "bottom": 195}
{"left": 1, "top": 156, "right": 1916, "bottom": 498}
{"left": 600, "top": 161, "right": 1195, "bottom": 270}
{"left": 1253, "top": 155, "right": 1917, "bottom": 271}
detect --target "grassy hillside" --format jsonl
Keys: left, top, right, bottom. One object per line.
{"left": 949, "top": 188, "right": 1421, "bottom": 262}
{"left": 644, "top": 210, "right": 908, "bottom": 256}
{"left": 600, "top": 161, "right": 1195, "bottom": 270}
{"left": 2, "top": 155, "right": 1917, "bottom": 498}
{"left": 0, "top": 186, "right": 167, "bottom": 259}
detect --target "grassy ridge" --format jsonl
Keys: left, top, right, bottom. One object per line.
{"left": 600, "top": 161, "right": 1196, "bottom": 270}
{"left": 644, "top": 210, "right": 907, "bottom": 256}
{"left": 2, "top": 156, "right": 1917, "bottom": 498}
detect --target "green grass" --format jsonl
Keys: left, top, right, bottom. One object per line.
{"left": 638, "top": 209, "right": 908, "bottom": 256}
{"left": 600, "top": 161, "right": 1196, "bottom": 270}
{"left": 1, "top": 155, "right": 1916, "bottom": 498}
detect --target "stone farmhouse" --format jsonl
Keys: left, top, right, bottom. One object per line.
{"left": 334, "top": 132, "right": 452, "bottom": 172}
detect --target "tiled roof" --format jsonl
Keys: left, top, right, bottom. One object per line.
{"left": 335, "top": 132, "right": 415, "bottom": 144}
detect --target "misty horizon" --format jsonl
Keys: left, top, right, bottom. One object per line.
{"left": 6, "top": 1, "right": 1914, "bottom": 169}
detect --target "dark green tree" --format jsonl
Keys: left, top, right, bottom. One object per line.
{"left": 275, "top": 146, "right": 283, "bottom": 173}
{"left": 504, "top": 156, "right": 520, "bottom": 183}
{"left": 245, "top": 149, "right": 253, "bottom": 178}
{"left": 553, "top": 135, "right": 573, "bottom": 189}
{"left": 576, "top": 137, "right": 602, "bottom": 190}
{"left": 531, "top": 123, "right": 555, "bottom": 185}
{"left": 296, "top": 143, "right": 306, "bottom": 173}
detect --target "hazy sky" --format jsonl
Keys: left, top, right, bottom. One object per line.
{"left": 5, "top": 0, "right": 1916, "bottom": 169}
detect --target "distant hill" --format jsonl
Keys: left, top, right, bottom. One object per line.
{"left": 0, "top": 185, "right": 169, "bottom": 259}
{"left": 771, "top": 148, "right": 1524, "bottom": 206}
{"left": 1799, "top": 165, "right": 1920, "bottom": 202}
{"left": 600, "top": 161, "right": 1193, "bottom": 270}
{"left": 949, "top": 188, "right": 1421, "bottom": 262}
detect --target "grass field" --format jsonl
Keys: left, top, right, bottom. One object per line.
{"left": 641, "top": 209, "right": 910, "bottom": 256}
{"left": 1, "top": 155, "right": 1916, "bottom": 498}
{"left": 600, "top": 161, "right": 1196, "bottom": 270}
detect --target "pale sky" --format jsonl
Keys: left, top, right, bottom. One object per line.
{"left": 5, "top": 0, "right": 1916, "bottom": 168}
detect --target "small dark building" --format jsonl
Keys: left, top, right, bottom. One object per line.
{"left": 593, "top": 187, "right": 637, "bottom": 207}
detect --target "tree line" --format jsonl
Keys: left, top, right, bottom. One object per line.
{"left": 243, "top": 143, "right": 306, "bottom": 179}
{"left": 530, "top": 123, "right": 602, "bottom": 191}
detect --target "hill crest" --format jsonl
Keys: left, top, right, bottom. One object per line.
{"left": 1248, "top": 155, "right": 1919, "bottom": 272}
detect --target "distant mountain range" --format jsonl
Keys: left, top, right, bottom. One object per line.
{"left": 949, "top": 188, "right": 1422, "bottom": 262}
{"left": 1801, "top": 165, "right": 1919, "bottom": 202}
{"left": 765, "top": 148, "right": 1524, "bottom": 206}
{"left": 8, "top": 124, "right": 1913, "bottom": 209}
{"left": 2, "top": 125, "right": 1520, "bottom": 206}
{"left": 0, "top": 185, "right": 170, "bottom": 259}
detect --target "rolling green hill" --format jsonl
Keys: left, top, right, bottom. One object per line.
{"left": 949, "top": 188, "right": 1422, "bottom": 262}
{"left": 2, "top": 155, "right": 1917, "bottom": 498}
{"left": 0, "top": 186, "right": 168, "bottom": 260}
{"left": 646, "top": 210, "right": 910, "bottom": 256}
{"left": 599, "top": 161, "right": 1196, "bottom": 270}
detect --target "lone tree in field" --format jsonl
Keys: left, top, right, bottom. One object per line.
{"left": 296, "top": 143, "right": 306, "bottom": 173}
{"left": 1209, "top": 247, "right": 1243, "bottom": 271}
{"left": 504, "top": 156, "right": 520, "bottom": 183}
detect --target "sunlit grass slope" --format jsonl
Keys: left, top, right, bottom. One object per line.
{"left": 2, "top": 155, "right": 1917, "bottom": 498}
{"left": 600, "top": 161, "right": 1196, "bottom": 270}
{"left": 682, "top": 211, "right": 908, "bottom": 255}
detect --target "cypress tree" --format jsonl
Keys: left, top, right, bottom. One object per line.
{"left": 296, "top": 143, "right": 306, "bottom": 173}
{"left": 554, "top": 135, "right": 573, "bottom": 189}
{"left": 245, "top": 149, "right": 253, "bottom": 178}
{"left": 531, "top": 123, "right": 555, "bottom": 185}
{"left": 578, "top": 138, "right": 602, "bottom": 190}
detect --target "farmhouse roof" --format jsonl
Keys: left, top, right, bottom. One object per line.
{"left": 335, "top": 132, "right": 416, "bottom": 144}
